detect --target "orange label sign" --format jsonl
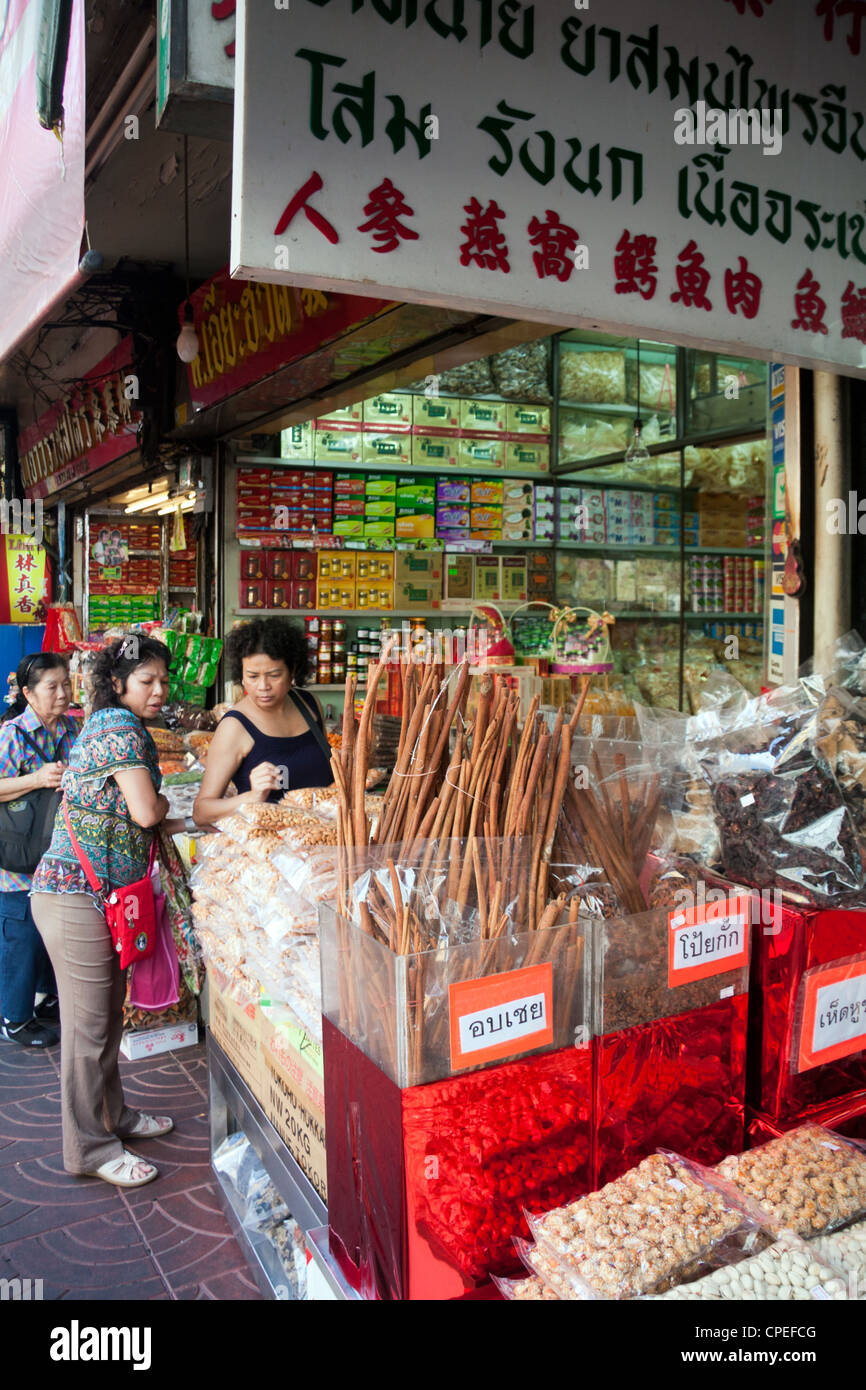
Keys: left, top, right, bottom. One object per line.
{"left": 449, "top": 962, "right": 553, "bottom": 1072}
{"left": 667, "top": 894, "right": 751, "bottom": 989}
{"left": 797, "top": 958, "right": 866, "bottom": 1073}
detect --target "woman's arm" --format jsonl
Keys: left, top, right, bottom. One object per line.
{"left": 192, "top": 717, "right": 277, "bottom": 825}
{"left": 114, "top": 767, "right": 170, "bottom": 828}
{"left": 0, "top": 762, "right": 64, "bottom": 802}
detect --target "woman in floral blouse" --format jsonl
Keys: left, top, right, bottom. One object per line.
{"left": 31, "top": 636, "right": 187, "bottom": 1189}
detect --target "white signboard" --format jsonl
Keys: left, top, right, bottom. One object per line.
{"left": 157, "top": 0, "right": 235, "bottom": 138}
{"left": 232, "top": 0, "right": 866, "bottom": 376}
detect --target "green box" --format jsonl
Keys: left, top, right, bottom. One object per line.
{"left": 364, "top": 474, "right": 397, "bottom": 498}
{"left": 364, "top": 498, "right": 397, "bottom": 518}
{"left": 363, "top": 520, "right": 396, "bottom": 538}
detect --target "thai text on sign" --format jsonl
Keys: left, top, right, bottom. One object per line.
{"left": 667, "top": 894, "right": 751, "bottom": 988}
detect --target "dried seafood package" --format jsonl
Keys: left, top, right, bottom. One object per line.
{"left": 430, "top": 357, "right": 495, "bottom": 396}
{"left": 489, "top": 339, "right": 552, "bottom": 402}
{"left": 559, "top": 348, "right": 626, "bottom": 404}
{"left": 817, "top": 686, "right": 866, "bottom": 845}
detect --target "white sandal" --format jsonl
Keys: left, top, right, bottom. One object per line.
{"left": 126, "top": 1113, "right": 174, "bottom": 1139}
{"left": 87, "top": 1149, "right": 158, "bottom": 1188}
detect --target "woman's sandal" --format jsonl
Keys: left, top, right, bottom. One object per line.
{"left": 126, "top": 1113, "right": 174, "bottom": 1139}
{"left": 87, "top": 1149, "right": 158, "bottom": 1188}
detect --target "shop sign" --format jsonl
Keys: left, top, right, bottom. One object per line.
{"left": 156, "top": 0, "right": 234, "bottom": 140}
{"left": 0, "top": 535, "right": 49, "bottom": 623}
{"left": 448, "top": 961, "right": 553, "bottom": 1071}
{"left": 233, "top": 1, "right": 866, "bottom": 376}
{"left": 667, "top": 894, "right": 750, "bottom": 989}
{"left": 796, "top": 956, "right": 866, "bottom": 1073}
{"left": 183, "top": 268, "right": 392, "bottom": 414}
{"left": 0, "top": 0, "right": 85, "bottom": 363}
{"left": 18, "top": 340, "right": 141, "bottom": 500}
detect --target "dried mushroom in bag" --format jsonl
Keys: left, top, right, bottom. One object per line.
{"left": 489, "top": 339, "right": 552, "bottom": 402}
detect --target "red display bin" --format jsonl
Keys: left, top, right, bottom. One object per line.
{"left": 320, "top": 901, "right": 591, "bottom": 1301}
{"left": 748, "top": 904, "right": 866, "bottom": 1122}
{"left": 747, "top": 1091, "right": 866, "bottom": 1147}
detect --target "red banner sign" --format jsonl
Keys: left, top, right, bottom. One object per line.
{"left": 183, "top": 267, "right": 393, "bottom": 414}
{"left": 19, "top": 338, "right": 141, "bottom": 499}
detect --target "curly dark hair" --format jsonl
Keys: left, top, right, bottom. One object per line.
{"left": 225, "top": 617, "right": 310, "bottom": 686}
{"left": 90, "top": 634, "right": 173, "bottom": 712}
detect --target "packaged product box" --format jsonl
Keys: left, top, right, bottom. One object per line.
{"left": 395, "top": 477, "right": 436, "bottom": 508}
{"left": 332, "top": 519, "right": 365, "bottom": 538}
{"left": 503, "top": 478, "right": 534, "bottom": 505}
{"left": 332, "top": 472, "right": 366, "bottom": 497}
{"left": 356, "top": 580, "right": 394, "bottom": 610}
{"left": 615, "top": 559, "right": 637, "bottom": 602}
{"left": 413, "top": 433, "right": 460, "bottom": 468}
{"left": 236, "top": 512, "right": 273, "bottom": 533}
{"left": 501, "top": 555, "right": 528, "bottom": 601}
{"left": 318, "top": 550, "right": 355, "bottom": 580}
{"left": 286, "top": 579, "right": 316, "bottom": 609}
{"left": 333, "top": 498, "right": 366, "bottom": 518}
{"left": 315, "top": 430, "right": 363, "bottom": 463}
{"left": 436, "top": 529, "right": 472, "bottom": 546}
{"left": 239, "top": 579, "right": 267, "bottom": 609}
{"left": 443, "top": 554, "right": 474, "bottom": 602}
{"left": 316, "top": 402, "right": 363, "bottom": 425}
{"left": 474, "top": 555, "right": 501, "bottom": 601}
{"left": 412, "top": 394, "right": 461, "bottom": 430}
{"left": 502, "top": 524, "right": 534, "bottom": 542}
{"left": 505, "top": 403, "right": 550, "bottom": 435}
{"left": 504, "top": 439, "right": 550, "bottom": 472}
{"left": 365, "top": 498, "right": 397, "bottom": 518}
{"left": 319, "top": 581, "right": 356, "bottom": 609}
{"left": 458, "top": 436, "right": 505, "bottom": 471}
{"left": 394, "top": 578, "right": 442, "bottom": 610}
{"left": 240, "top": 552, "right": 265, "bottom": 580}
{"left": 469, "top": 531, "right": 499, "bottom": 543}
{"left": 265, "top": 580, "right": 292, "bottom": 610}
{"left": 436, "top": 478, "right": 470, "bottom": 505}
{"left": 236, "top": 486, "right": 271, "bottom": 507}
{"left": 470, "top": 478, "right": 504, "bottom": 506}
{"left": 460, "top": 399, "right": 506, "bottom": 433}
{"left": 363, "top": 393, "right": 412, "bottom": 429}
{"left": 365, "top": 473, "right": 397, "bottom": 498}
{"left": 395, "top": 515, "right": 436, "bottom": 540}
{"left": 394, "top": 551, "right": 441, "bottom": 586}
{"left": 280, "top": 423, "right": 314, "bottom": 459}
{"left": 470, "top": 507, "right": 502, "bottom": 532}
{"left": 362, "top": 432, "right": 412, "bottom": 466}
{"left": 436, "top": 505, "right": 470, "bottom": 530}
{"left": 363, "top": 520, "right": 396, "bottom": 538}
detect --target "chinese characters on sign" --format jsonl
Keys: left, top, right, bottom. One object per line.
{"left": 19, "top": 371, "right": 137, "bottom": 491}
{"left": 1, "top": 538, "right": 48, "bottom": 623}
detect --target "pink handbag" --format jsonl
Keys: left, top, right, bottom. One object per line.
{"left": 127, "top": 869, "right": 180, "bottom": 1011}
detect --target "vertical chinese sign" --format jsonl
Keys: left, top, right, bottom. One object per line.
{"left": 0, "top": 537, "right": 49, "bottom": 623}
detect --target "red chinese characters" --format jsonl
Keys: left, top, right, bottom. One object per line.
{"left": 816, "top": 0, "right": 866, "bottom": 56}
{"left": 357, "top": 178, "right": 419, "bottom": 254}
{"left": 791, "top": 269, "right": 829, "bottom": 335}
{"left": 459, "top": 197, "right": 510, "bottom": 272}
{"left": 614, "top": 230, "right": 658, "bottom": 301}
{"left": 724, "top": 0, "right": 774, "bottom": 12}
{"left": 670, "top": 239, "right": 713, "bottom": 311}
{"left": 724, "top": 256, "right": 763, "bottom": 320}
{"left": 211, "top": 0, "right": 236, "bottom": 58}
{"left": 841, "top": 281, "right": 866, "bottom": 343}
{"left": 527, "top": 210, "right": 579, "bottom": 282}
{"left": 274, "top": 172, "right": 339, "bottom": 244}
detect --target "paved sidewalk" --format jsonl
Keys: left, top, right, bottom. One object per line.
{"left": 0, "top": 1036, "right": 263, "bottom": 1300}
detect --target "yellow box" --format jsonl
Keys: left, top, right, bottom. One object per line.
{"left": 318, "top": 581, "right": 356, "bottom": 610}
{"left": 470, "top": 478, "right": 504, "bottom": 505}
{"left": 412, "top": 433, "right": 460, "bottom": 468}
{"left": 395, "top": 514, "right": 436, "bottom": 539}
{"left": 460, "top": 399, "right": 506, "bottom": 432}
{"left": 280, "top": 422, "right": 314, "bottom": 459}
{"left": 363, "top": 393, "right": 412, "bottom": 429}
{"left": 316, "top": 403, "right": 363, "bottom": 425}
{"left": 355, "top": 580, "right": 394, "bottom": 611}
{"left": 317, "top": 550, "right": 356, "bottom": 581}
{"left": 362, "top": 432, "right": 411, "bottom": 466}
{"left": 504, "top": 439, "right": 550, "bottom": 472}
{"left": 356, "top": 552, "right": 394, "bottom": 582}
{"left": 506, "top": 404, "right": 551, "bottom": 435}
{"left": 314, "top": 429, "right": 363, "bottom": 463}
{"left": 458, "top": 437, "right": 505, "bottom": 471}
{"left": 412, "top": 395, "right": 462, "bottom": 431}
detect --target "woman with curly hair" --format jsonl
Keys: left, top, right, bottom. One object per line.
{"left": 30, "top": 635, "right": 187, "bottom": 1188}
{"left": 193, "top": 617, "right": 333, "bottom": 825}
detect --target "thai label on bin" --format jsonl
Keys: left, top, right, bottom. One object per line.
{"left": 796, "top": 957, "right": 866, "bottom": 1073}
{"left": 667, "top": 895, "right": 750, "bottom": 989}
{"left": 449, "top": 962, "right": 553, "bottom": 1071}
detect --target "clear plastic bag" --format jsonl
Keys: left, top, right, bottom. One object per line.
{"left": 647, "top": 1230, "right": 847, "bottom": 1301}
{"left": 559, "top": 348, "right": 626, "bottom": 404}
{"left": 489, "top": 339, "right": 552, "bottom": 402}
{"left": 814, "top": 1215, "right": 866, "bottom": 1296}
{"left": 717, "top": 1125, "right": 866, "bottom": 1238}
{"left": 492, "top": 1272, "right": 560, "bottom": 1301}
{"left": 817, "top": 686, "right": 866, "bottom": 843}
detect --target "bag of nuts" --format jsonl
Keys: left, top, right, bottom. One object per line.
{"left": 717, "top": 1124, "right": 866, "bottom": 1238}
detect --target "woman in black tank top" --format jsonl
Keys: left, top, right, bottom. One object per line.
{"left": 193, "top": 618, "right": 333, "bottom": 826}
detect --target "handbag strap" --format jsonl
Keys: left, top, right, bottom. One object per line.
{"left": 18, "top": 724, "right": 63, "bottom": 767}
{"left": 289, "top": 689, "right": 333, "bottom": 766}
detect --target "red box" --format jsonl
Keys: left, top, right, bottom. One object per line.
{"left": 268, "top": 551, "right": 292, "bottom": 580}
{"left": 291, "top": 551, "right": 317, "bottom": 580}
{"left": 237, "top": 487, "right": 271, "bottom": 506}
{"left": 237, "top": 468, "right": 272, "bottom": 485}
{"left": 747, "top": 1092, "right": 866, "bottom": 1147}
{"left": 265, "top": 579, "right": 292, "bottom": 610}
{"left": 270, "top": 488, "right": 304, "bottom": 507}
{"left": 239, "top": 579, "right": 266, "bottom": 609}
{"left": 240, "top": 552, "right": 265, "bottom": 580}
{"left": 289, "top": 579, "right": 317, "bottom": 610}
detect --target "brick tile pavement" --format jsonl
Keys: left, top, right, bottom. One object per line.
{"left": 0, "top": 1038, "right": 262, "bottom": 1301}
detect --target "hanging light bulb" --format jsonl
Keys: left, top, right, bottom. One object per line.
{"left": 625, "top": 416, "right": 650, "bottom": 465}
{"left": 176, "top": 303, "right": 199, "bottom": 364}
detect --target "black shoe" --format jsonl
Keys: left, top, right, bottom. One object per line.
{"left": 0, "top": 1017, "right": 59, "bottom": 1048}
{"left": 34, "top": 994, "right": 60, "bottom": 1023}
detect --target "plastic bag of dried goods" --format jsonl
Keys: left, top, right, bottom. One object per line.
{"left": 646, "top": 1230, "right": 847, "bottom": 1301}
{"left": 491, "top": 1273, "right": 560, "bottom": 1301}
{"left": 489, "top": 339, "right": 552, "bottom": 402}
{"left": 559, "top": 348, "right": 626, "bottom": 404}
{"left": 717, "top": 1125, "right": 866, "bottom": 1238}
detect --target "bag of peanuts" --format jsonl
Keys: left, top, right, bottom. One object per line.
{"left": 492, "top": 1272, "right": 560, "bottom": 1301}
{"left": 717, "top": 1125, "right": 866, "bottom": 1239}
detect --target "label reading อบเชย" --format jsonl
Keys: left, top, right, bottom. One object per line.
{"left": 449, "top": 962, "right": 553, "bottom": 1072}
{"left": 667, "top": 895, "right": 751, "bottom": 989}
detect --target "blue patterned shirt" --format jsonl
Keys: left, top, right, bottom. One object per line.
{"left": 0, "top": 705, "right": 79, "bottom": 891}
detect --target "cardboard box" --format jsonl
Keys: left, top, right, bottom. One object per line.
{"left": 395, "top": 514, "right": 436, "bottom": 539}
{"left": 501, "top": 555, "right": 527, "bottom": 601}
{"left": 364, "top": 473, "right": 397, "bottom": 497}
{"left": 334, "top": 472, "right": 367, "bottom": 496}
{"left": 316, "top": 403, "right": 363, "bottom": 425}
{"left": 319, "top": 581, "right": 356, "bottom": 609}
{"left": 364, "top": 498, "right": 397, "bottom": 518}
{"left": 444, "top": 553, "right": 474, "bottom": 602}
{"left": 506, "top": 404, "right": 550, "bottom": 435}
{"left": 470, "top": 507, "right": 502, "bottom": 531}
{"left": 436, "top": 478, "right": 470, "bottom": 504}
{"left": 333, "top": 497, "right": 365, "bottom": 518}
{"left": 332, "top": 518, "right": 365, "bottom": 538}
{"left": 315, "top": 430, "right": 363, "bottom": 463}
{"left": 362, "top": 433, "right": 411, "bottom": 466}
{"left": 318, "top": 550, "right": 356, "bottom": 580}
{"left": 394, "top": 552, "right": 442, "bottom": 609}
{"left": 413, "top": 433, "right": 460, "bottom": 468}
{"left": 460, "top": 399, "right": 506, "bottom": 433}
{"left": 412, "top": 395, "right": 462, "bottom": 431}
{"left": 356, "top": 579, "right": 394, "bottom": 610}
{"left": 280, "top": 423, "right": 314, "bottom": 458}
{"left": 120, "top": 1021, "right": 198, "bottom": 1060}
{"left": 474, "top": 556, "right": 501, "bottom": 601}
{"left": 470, "top": 478, "right": 503, "bottom": 505}
{"left": 259, "top": 1016, "right": 327, "bottom": 1204}
{"left": 394, "top": 578, "right": 442, "bottom": 609}
{"left": 363, "top": 393, "right": 412, "bottom": 429}
{"left": 208, "top": 975, "right": 261, "bottom": 1094}
{"left": 505, "top": 439, "right": 550, "bottom": 472}
{"left": 459, "top": 436, "right": 505, "bottom": 471}
{"left": 436, "top": 505, "right": 469, "bottom": 530}
{"left": 395, "top": 477, "right": 436, "bottom": 509}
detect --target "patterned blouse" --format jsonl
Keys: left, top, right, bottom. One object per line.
{"left": 31, "top": 706, "right": 161, "bottom": 898}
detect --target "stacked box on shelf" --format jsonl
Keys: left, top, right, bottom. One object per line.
{"left": 395, "top": 476, "right": 435, "bottom": 540}
{"left": 364, "top": 473, "right": 396, "bottom": 540}
{"left": 502, "top": 479, "right": 535, "bottom": 541}
{"left": 557, "top": 486, "right": 605, "bottom": 544}
{"left": 534, "top": 484, "right": 555, "bottom": 543}
{"left": 237, "top": 465, "right": 334, "bottom": 537}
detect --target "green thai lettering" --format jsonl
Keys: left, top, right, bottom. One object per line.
{"left": 296, "top": 47, "right": 345, "bottom": 141}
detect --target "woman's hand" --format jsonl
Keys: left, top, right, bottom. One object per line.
{"left": 35, "top": 761, "right": 65, "bottom": 789}
{"left": 248, "top": 762, "right": 281, "bottom": 800}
